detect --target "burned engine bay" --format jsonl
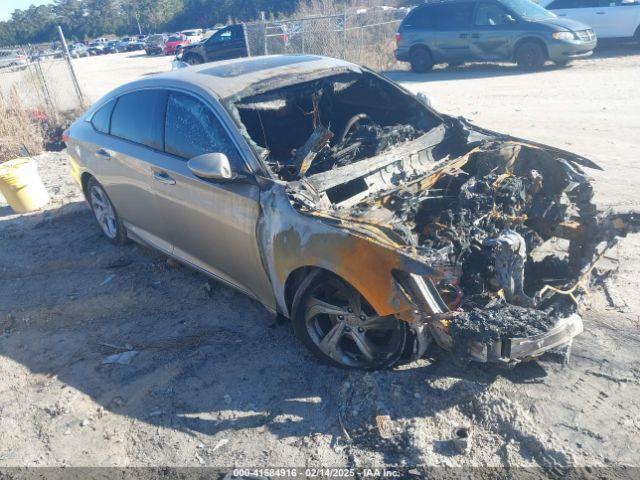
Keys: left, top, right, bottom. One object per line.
{"left": 233, "top": 70, "right": 639, "bottom": 361}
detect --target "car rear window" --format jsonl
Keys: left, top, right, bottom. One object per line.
{"left": 164, "top": 92, "right": 241, "bottom": 165}
{"left": 90, "top": 99, "right": 115, "bottom": 134}
{"left": 110, "top": 90, "right": 167, "bottom": 150}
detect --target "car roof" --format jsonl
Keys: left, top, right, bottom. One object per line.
{"left": 115, "top": 55, "right": 359, "bottom": 100}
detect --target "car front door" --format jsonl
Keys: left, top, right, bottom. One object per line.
{"left": 151, "top": 89, "right": 273, "bottom": 303}
{"left": 88, "top": 89, "right": 172, "bottom": 252}
{"left": 470, "top": 1, "right": 519, "bottom": 60}
{"left": 433, "top": 2, "right": 475, "bottom": 62}
{"left": 204, "top": 25, "right": 248, "bottom": 61}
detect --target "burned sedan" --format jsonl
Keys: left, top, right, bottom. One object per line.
{"left": 66, "top": 55, "right": 637, "bottom": 369}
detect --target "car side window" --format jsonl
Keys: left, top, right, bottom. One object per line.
{"left": 164, "top": 91, "right": 242, "bottom": 167}
{"left": 110, "top": 90, "right": 167, "bottom": 150}
{"left": 475, "top": 2, "right": 510, "bottom": 26}
{"left": 90, "top": 99, "right": 115, "bottom": 134}
{"left": 435, "top": 3, "right": 475, "bottom": 29}
{"left": 407, "top": 6, "right": 437, "bottom": 27}
{"left": 209, "top": 27, "right": 234, "bottom": 43}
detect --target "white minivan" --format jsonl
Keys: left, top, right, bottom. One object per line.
{"left": 540, "top": 0, "right": 640, "bottom": 39}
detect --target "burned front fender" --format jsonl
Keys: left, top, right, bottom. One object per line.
{"left": 257, "top": 181, "right": 438, "bottom": 319}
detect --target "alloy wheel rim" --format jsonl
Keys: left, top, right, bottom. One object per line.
{"left": 90, "top": 185, "right": 117, "bottom": 239}
{"left": 304, "top": 279, "right": 403, "bottom": 368}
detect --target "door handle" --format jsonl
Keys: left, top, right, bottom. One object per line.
{"left": 557, "top": 13, "right": 567, "bottom": 16}
{"left": 595, "top": 11, "right": 606, "bottom": 13}
{"left": 153, "top": 171, "right": 176, "bottom": 185}
{"left": 95, "top": 148, "right": 111, "bottom": 160}
{"left": 471, "top": 33, "right": 480, "bottom": 38}
{"left": 459, "top": 33, "right": 469, "bottom": 38}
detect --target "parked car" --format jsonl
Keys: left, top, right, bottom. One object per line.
{"left": 64, "top": 54, "right": 629, "bottom": 369}
{"left": 145, "top": 34, "right": 168, "bottom": 55}
{"left": 103, "top": 40, "right": 121, "bottom": 54}
{"left": 118, "top": 37, "right": 135, "bottom": 51}
{"left": 0, "top": 49, "right": 28, "bottom": 69}
{"left": 540, "top": 0, "right": 640, "bottom": 40}
{"left": 395, "top": 0, "right": 597, "bottom": 71}
{"left": 164, "top": 33, "right": 189, "bottom": 55}
{"left": 87, "top": 41, "right": 106, "bottom": 55}
{"left": 178, "top": 24, "right": 248, "bottom": 64}
{"left": 68, "top": 43, "right": 89, "bottom": 58}
{"left": 181, "top": 28, "right": 204, "bottom": 43}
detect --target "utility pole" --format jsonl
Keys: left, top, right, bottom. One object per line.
{"left": 57, "top": 25, "right": 86, "bottom": 108}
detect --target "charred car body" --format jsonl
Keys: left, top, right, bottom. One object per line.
{"left": 66, "top": 55, "right": 638, "bottom": 369}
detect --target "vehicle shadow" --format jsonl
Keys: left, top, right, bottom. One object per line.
{"left": 0, "top": 202, "right": 565, "bottom": 466}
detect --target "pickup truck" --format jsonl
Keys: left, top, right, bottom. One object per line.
{"left": 177, "top": 23, "right": 288, "bottom": 65}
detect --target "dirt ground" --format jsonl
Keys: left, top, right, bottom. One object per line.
{"left": 1, "top": 47, "right": 640, "bottom": 471}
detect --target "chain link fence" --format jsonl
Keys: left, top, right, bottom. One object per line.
{"left": 246, "top": 7, "right": 404, "bottom": 69}
{"left": 0, "top": 43, "right": 86, "bottom": 160}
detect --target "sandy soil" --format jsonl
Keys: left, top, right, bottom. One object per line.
{"left": 1, "top": 48, "right": 639, "bottom": 471}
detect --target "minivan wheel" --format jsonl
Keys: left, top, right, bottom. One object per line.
{"left": 291, "top": 271, "right": 407, "bottom": 369}
{"left": 410, "top": 47, "right": 434, "bottom": 73}
{"left": 87, "top": 178, "right": 127, "bottom": 245}
{"left": 515, "top": 42, "right": 546, "bottom": 70}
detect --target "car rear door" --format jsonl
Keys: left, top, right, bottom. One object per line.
{"left": 203, "top": 25, "right": 248, "bottom": 61}
{"left": 433, "top": 2, "right": 475, "bottom": 61}
{"left": 546, "top": 0, "right": 604, "bottom": 35}
{"left": 151, "top": 89, "right": 272, "bottom": 303}
{"left": 591, "top": 0, "right": 640, "bottom": 38}
{"left": 86, "top": 89, "right": 172, "bottom": 252}
{"left": 470, "top": 1, "right": 520, "bottom": 60}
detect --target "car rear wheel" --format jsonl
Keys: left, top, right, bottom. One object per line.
{"left": 515, "top": 42, "right": 546, "bottom": 70}
{"left": 292, "top": 271, "right": 407, "bottom": 369}
{"left": 87, "top": 178, "right": 127, "bottom": 245}
{"left": 410, "top": 46, "right": 434, "bottom": 73}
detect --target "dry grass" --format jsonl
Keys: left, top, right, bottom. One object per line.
{"left": 0, "top": 87, "right": 45, "bottom": 163}
{"left": 293, "top": 0, "right": 405, "bottom": 71}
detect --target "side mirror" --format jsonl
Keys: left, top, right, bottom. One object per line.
{"left": 503, "top": 14, "right": 517, "bottom": 24}
{"left": 187, "top": 152, "right": 235, "bottom": 181}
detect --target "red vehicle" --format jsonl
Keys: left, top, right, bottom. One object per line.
{"left": 163, "top": 34, "right": 189, "bottom": 55}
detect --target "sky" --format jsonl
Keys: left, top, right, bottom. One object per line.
{"left": 0, "top": 0, "right": 52, "bottom": 21}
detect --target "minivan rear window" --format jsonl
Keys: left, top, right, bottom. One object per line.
{"left": 110, "top": 90, "right": 167, "bottom": 150}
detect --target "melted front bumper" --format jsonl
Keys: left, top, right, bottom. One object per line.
{"left": 466, "top": 314, "right": 583, "bottom": 365}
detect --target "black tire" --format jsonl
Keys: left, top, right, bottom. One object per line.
{"left": 409, "top": 46, "right": 434, "bottom": 73}
{"left": 86, "top": 178, "right": 128, "bottom": 245}
{"left": 515, "top": 41, "right": 546, "bottom": 70}
{"left": 184, "top": 54, "right": 203, "bottom": 65}
{"left": 291, "top": 270, "right": 407, "bottom": 369}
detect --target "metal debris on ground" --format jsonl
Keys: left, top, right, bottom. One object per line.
{"left": 101, "top": 350, "right": 139, "bottom": 365}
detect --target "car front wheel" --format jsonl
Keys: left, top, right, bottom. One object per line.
{"left": 87, "top": 178, "right": 127, "bottom": 245}
{"left": 292, "top": 271, "right": 407, "bottom": 369}
{"left": 184, "top": 54, "right": 203, "bottom": 65}
{"left": 515, "top": 42, "right": 546, "bottom": 70}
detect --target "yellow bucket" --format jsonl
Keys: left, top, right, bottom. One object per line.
{"left": 0, "top": 157, "right": 50, "bottom": 214}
